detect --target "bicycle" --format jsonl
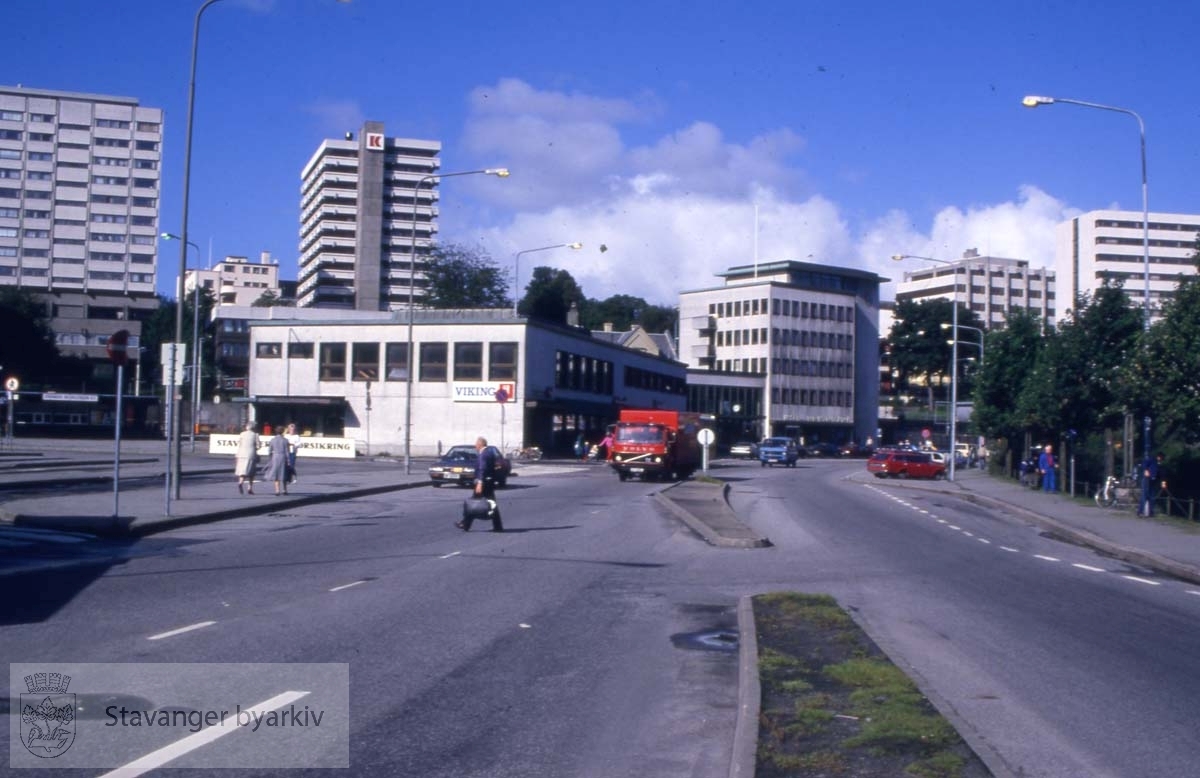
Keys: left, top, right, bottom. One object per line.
{"left": 507, "top": 445, "right": 543, "bottom": 461}
{"left": 1094, "top": 475, "right": 1138, "bottom": 510}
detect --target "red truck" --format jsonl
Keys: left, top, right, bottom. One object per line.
{"left": 609, "top": 409, "right": 703, "bottom": 481}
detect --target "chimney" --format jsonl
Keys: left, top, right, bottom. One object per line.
{"left": 603, "top": 322, "right": 613, "bottom": 332}
{"left": 567, "top": 302, "right": 580, "bottom": 327}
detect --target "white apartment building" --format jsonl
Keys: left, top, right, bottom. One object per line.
{"left": 1055, "top": 209, "right": 1200, "bottom": 321}
{"left": 186, "top": 250, "right": 281, "bottom": 307}
{"left": 678, "top": 260, "right": 884, "bottom": 445}
{"left": 894, "top": 249, "right": 1056, "bottom": 330}
{"left": 0, "top": 85, "right": 163, "bottom": 365}
{"left": 297, "top": 121, "right": 441, "bottom": 311}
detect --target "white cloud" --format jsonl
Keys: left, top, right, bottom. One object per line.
{"left": 450, "top": 80, "right": 1082, "bottom": 309}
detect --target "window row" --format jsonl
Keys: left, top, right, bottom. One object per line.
{"left": 256, "top": 339, "right": 519, "bottom": 384}
{"left": 709, "top": 298, "right": 768, "bottom": 318}
{"left": 771, "top": 387, "right": 853, "bottom": 408}
{"left": 554, "top": 350, "right": 614, "bottom": 395}
{"left": 624, "top": 364, "right": 685, "bottom": 395}
{"left": 713, "top": 358, "right": 765, "bottom": 374}
{"left": 771, "top": 358, "right": 853, "bottom": 379}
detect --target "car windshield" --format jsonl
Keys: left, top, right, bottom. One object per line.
{"left": 617, "top": 425, "right": 665, "bottom": 444}
{"left": 762, "top": 438, "right": 790, "bottom": 447}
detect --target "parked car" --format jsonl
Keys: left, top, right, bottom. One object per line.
{"left": 759, "top": 437, "right": 800, "bottom": 467}
{"left": 866, "top": 450, "right": 946, "bottom": 480}
{"left": 805, "top": 442, "right": 840, "bottom": 458}
{"left": 729, "top": 440, "right": 758, "bottom": 459}
{"left": 838, "top": 442, "right": 872, "bottom": 458}
{"left": 428, "top": 444, "right": 511, "bottom": 487}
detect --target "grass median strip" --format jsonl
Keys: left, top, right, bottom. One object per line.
{"left": 753, "top": 592, "right": 990, "bottom": 778}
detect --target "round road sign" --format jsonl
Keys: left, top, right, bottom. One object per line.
{"left": 4, "top": 377, "right": 18, "bottom": 392}
{"left": 697, "top": 428, "right": 715, "bottom": 446}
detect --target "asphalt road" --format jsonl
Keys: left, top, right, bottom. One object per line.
{"left": 5, "top": 457, "right": 1200, "bottom": 777}
{"left": 3, "top": 463, "right": 741, "bottom": 777}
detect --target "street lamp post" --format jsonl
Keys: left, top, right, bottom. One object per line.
{"left": 943, "top": 322, "right": 984, "bottom": 363}
{"left": 403, "top": 168, "right": 509, "bottom": 474}
{"left": 1022, "top": 94, "right": 1152, "bottom": 476}
{"left": 162, "top": 233, "right": 203, "bottom": 452}
{"left": 512, "top": 242, "right": 583, "bottom": 316}
{"left": 893, "top": 254, "right": 960, "bottom": 481}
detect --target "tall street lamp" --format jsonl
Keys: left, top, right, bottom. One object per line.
{"left": 893, "top": 254, "right": 960, "bottom": 481}
{"left": 942, "top": 322, "right": 984, "bottom": 363}
{"left": 403, "top": 167, "right": 509, "bottom": 474}
{"left": 512, "top": 242, "right": 583, "bottom": 315}
{"left": 161, "top": 233, "right": 203, "bottom": 452}
{"left": 1022, "top": 94, "right": 1152, "bottom": 472}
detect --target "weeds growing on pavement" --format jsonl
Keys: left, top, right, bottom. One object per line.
{"left": 754, "top": 592, "right": 991, "bottom": 778}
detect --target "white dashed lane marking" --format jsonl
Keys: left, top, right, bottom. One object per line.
{"left": 147, "top": 621, "right": 216, "bottom": 641}
{"left": 864, "top": 483, "right": 1188, "bottom": 600}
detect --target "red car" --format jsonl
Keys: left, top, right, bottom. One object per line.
{"left": 866, "top": 450, "right": 946, "bottom": 480}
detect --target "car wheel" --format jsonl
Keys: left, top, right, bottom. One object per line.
{"left": 933, "top": 471, "right": 945, "bottom": 481}
{"left": 897, "top": 471, "right": 908, "bottom": 479}
{"left": 431, "top": 482, "right": 442, "bottom": 487}
{"left": 873, "top": 473, "right": 886, "bottom": 479}
{"left": 617, "top": 470, "right": 629, "bottom": 482}
{"left": 760, "top": 461, "right": 766, "bottom": 467}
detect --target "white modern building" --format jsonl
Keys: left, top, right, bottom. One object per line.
{"left": 0, "top": 85, "right": 163, "bottom": 367}
{"left": 894, "top": 249, "right": 1056, "bottom": 329}
{"left": 244, "top": 309, "right": 688, "bottom": 456}
{"left": 297, "top": 122, "right": 441, "bottom": 311}
{"left": 186, "top": 251, "right": 281, "bottom": 307}
{"left": 678, "top": 260, "right": 884, "bottom": 445}
{"left": 1055, "top": 209, "right": 1200, "bottom": 320}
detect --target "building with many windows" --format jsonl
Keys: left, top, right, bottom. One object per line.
{"left": 678, "top": 260, "right": 884, "bottom": 446}
{"left": 243, "top": 310, "right": 688, "bottom": 456}
{"left": 297, "top": 122, "right": 441, "bottom": 311}
{"left": 186, "top": 251, "right": 282, "bottom": 308}
{"left": 894, "top": 249, "right": 1056, "bottom": 330}
{"left": 1055, "top": 209, "right": 1199, "bottom": 321}
{"left": 0, "top": 85, "right": 163, "bottom": 374}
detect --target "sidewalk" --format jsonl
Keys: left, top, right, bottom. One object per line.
{"left": 856, "top": 465, "right": 1200, "bottom": 587}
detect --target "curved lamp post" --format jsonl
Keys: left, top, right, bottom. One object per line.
{"left": 512, "top": 242, "right": 583, "bottom": 316}
{"left": 892, "top": 253, "right": 960, "bottom": 481}
{"left": 1022, "top": 94, "right": 1152, "bottom": 476}
{"left": 403, "top": 167, "right": 509, "bottom": 474}
{"left": 161, "top": 232, "right": 202, "bottom": 452}
{"left": 942, "top": 322, "right": 984, "bottom": 363}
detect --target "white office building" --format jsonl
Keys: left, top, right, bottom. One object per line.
{"left": 244, "top": 310, "right": 688, "bottom": 456}
{"left": 187, "top": 251, "right": 281, "bottom": 308}
{"left": 1055, "top": 209, "right": 1200, "bottom": 321}
{"left": 893, "top": 249, "right": 1056, "bottom": 330}
{"left": 678, "top": 260, "right": 884, "bottom": 445}
{"left": 297, "top": 122, "right": 441, "bottom": 311}
{"left": 0, "top": 85, "right": 163, "bottom": 365}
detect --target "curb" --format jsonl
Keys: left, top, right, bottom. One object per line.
{"left": 6, "top": 480, "right": 431, "bottom": 538}
{"left": 654, "top": 481, "right": 771, "bottom": 548}
{"left": 729, "top": 594, "right": 760, "bottom": 778}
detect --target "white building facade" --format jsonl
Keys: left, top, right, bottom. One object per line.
{"left": 678, "top": 261, "right": 883, "bottom": 445}
{"left": 1055, "top": 209, "right": 1199, "bottom": 321}
{"left": 0, "top": 85, "right": 163, "bottom": 365}
{"left": 894, "top": 249, "right": 1056, "bottom": 330}
{"left": 297, "top": 122, "right": 441, "bottom": 311}
{"left": 245, "top": 310, "right": 688, "bottom": 456}
{"left": 187, "top": 251, "right": 281, "bottom": 307}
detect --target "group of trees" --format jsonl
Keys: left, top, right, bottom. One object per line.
{"left": 425, "top": 243, "right": 678, "bottom": 334}
{"left": 891, "top": 238, "right": 1200, "bottom": 493}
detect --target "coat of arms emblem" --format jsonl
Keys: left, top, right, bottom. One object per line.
{"left": 20, "top": 672, "right": 75, "bottom": 757}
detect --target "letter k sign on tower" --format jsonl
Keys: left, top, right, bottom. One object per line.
{"left": 365, "top": 133, "right": 384, "bottom": 151}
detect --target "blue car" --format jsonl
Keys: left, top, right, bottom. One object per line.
{"left": 758, "top": 437, "right": 799, "bottom": 467}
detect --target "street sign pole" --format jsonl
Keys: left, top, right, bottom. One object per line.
{"left": 107, "top": 330, "right": 130, "bottom": 524}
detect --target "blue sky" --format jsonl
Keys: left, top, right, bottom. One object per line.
{"left": 5, "top": 0, "right": 1198, "bottom": 305}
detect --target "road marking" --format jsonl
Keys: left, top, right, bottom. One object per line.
{"left": 329, "top": 580, "right": 367, "bottom": 592}
{"left": 1034, "top": 554, "right": 1060, "bottom": 562}
{"left": 97, "top": 690, "right": 309, "bottom": 778}
{"left": 977, "top": 538, "right": 991, "bottom": 544}
{"left": 147, "top": 621, "right": 216, "bottom": 641}
{"left": 1000, "top": 546, "right": 1019, "bottom": 553}
{"left": 936, "top": 519, "right": 948, "bottom": 524}
{"left": 962, "top": 531, "right": 974, "bottom": 537}
{"left": 948, "top": 525, "right": 961, "bottom": 530}
{"left": 1122, "top": 575, "right": 1161, "bottom": 586}
{"left": 1187, "top": 590, "right": 1200, "bottom": 597}
{"left": 439, "top": 551, "right": 462, "bottom": 560}
{"left": 1073, "top": 563, "right": 1106, "bottom": 572}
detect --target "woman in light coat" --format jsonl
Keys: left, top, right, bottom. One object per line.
{"left": 265, "top": 432, "right": 290, "bottom": 496}
{"left": 235, "top": 422, "right": 260, "bottom": 494}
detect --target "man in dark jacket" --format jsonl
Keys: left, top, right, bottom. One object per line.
{"left": 1140, "top": 452, "right": 1164, "bottom": 517}
{"left": 456, "top": 437, "right": 504, "bottom": 532}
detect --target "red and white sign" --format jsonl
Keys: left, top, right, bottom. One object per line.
{"left": 107, "top": 329, "right": 130, "bottom": 366}
{"left": 365, "top": 132, "right": 384, "bottom": 151}
{"left": 452, "top": 382, "right": 516, "bottom": 403}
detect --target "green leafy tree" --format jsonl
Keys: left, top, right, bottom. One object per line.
{"left": 577, "top": 295, "right": 677, "bottom": 335}
{"left": 252, "top": 289, "right": 292, "bottom": 307}
{"left": 1140, "top": 270, "right": 1200, "bottom": 445}
{"left": 519, "top": 266, "right": 585, "bottom": 324}
{"left": 0, "top": 287, "right": 90, "bottom": 389}
{"left": 888, "top": 298, "right": 983, "bottom": 410}
{"left": 971, "top": 308, "right": 1043, "bottom": 442}
{"left": 424, "top": 243, "right": 510, "bottom": 308}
